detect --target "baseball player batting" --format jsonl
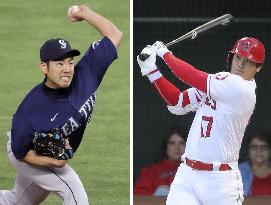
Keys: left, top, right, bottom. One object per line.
{"left": 137, "top": 37, "right": 265, "bottom": 205}
{"left": 0, "top": 4, "right": 122, "bottom": 205}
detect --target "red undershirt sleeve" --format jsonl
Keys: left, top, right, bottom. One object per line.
{"left": 153, "top": 76, "right": 180, "bottom": 106}
{"left": 163, "top": 52, "right": 209, "bottom": 93}
{"left": 151, "top": 74, "right": 191, "bottom": 107}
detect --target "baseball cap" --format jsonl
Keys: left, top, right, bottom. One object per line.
{"left": 40, "top": 38, "right": 80, "bottom": 62}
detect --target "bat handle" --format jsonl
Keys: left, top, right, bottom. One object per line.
{"left": 138, "top": 53, "right": 150, "bottom": 61}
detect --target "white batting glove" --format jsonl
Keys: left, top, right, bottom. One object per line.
{"left": 152, "top": 41, "right": 171, "bottom": 58}
{"left": 137, "top": 45, "right": 158, "bottom": 76}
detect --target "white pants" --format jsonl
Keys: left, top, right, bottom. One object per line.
{"left": 166, "top": 163, "right": 244, "bottom": 205}
{"left": 0, "top": 137, "right": 89, "bottom": 205}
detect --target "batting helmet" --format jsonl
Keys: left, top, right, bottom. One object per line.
{"left": 229, "top": 37, "right": 265, "bottom": 64}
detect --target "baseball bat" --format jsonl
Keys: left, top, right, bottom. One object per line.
{"left": 139, "top": 14, "right": 234, "bottom": 61}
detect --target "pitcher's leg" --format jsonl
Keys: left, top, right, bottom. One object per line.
{"left": 47, "top": 166, "right": 89, "bottom": 205}
{"left": 9, "top": 155, "right": 88, "bottom": 205}
{"left": 8, "top": 139, "right": 89, "bottom": 205}
{"left": 0, "top": 174, "right": 49, "bottom": 205}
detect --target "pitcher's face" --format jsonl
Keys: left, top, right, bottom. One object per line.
{"left": 41, "top": 58, "right": 75, "bottom": 89}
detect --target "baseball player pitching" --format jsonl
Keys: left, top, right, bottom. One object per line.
{"left": 0, "top": 4, "right": 122, "bottom": 205}
{"left": 137, "top": 37, "right": 265, "bottom": 205}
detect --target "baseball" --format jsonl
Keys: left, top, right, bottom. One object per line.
{"left": 67, "top": 5, "right": 80, "bottom": 21}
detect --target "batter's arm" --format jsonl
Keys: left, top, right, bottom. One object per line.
{"left": 151, "top": 74, "right": 181, "bottom": 106}
{"left": 148, "top": 70, "right": 201, "bottom": 114}
{"left": 69, "top": 5, "right": 123, "bottom": 48}
{"left": 22, "top": 150, "right": 67, "bottom": 168}
{"left": 137, "top": 45, "right": 201, "bottom": 114}
{"left": 162, "top": 52, "right": 209, "bottom": 93}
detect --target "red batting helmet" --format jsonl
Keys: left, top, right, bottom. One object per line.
{"left": 230, "top": 37, "right": 265, "bottom": 64}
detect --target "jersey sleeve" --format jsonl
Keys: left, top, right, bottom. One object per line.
{"left": 75, "top": 36, "right": 118, "bottom": 88}
{"left": 207, "top": 72, "right": 246, "bottom": 109}
{"left": 167, "top": 87, "right": 203, "bottom": 115}
{"left": 11, "top": 113, "right": 34, "bottom": 159}
{"left": 69, "top": 37, "right": 118, "bottom": 107}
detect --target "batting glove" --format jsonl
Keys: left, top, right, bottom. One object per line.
{"left": 152, "top": 41, "right": 171, "bottom": 58}
{"left": 137, "top": 45, "right": 158, "bottom": 76}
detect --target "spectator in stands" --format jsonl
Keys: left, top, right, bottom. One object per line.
{"left": 239, "top": 133, "right": 271, "bottom": 196}
{"left": 134, "top": 127, "right": 187, "bottom": 196}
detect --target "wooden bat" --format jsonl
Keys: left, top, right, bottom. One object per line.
{"left": 138, "top": 14, "right": 234, "bottom": 61}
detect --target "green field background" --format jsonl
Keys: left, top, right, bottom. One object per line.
{"left": 0, "top": 0, "right": 130, "bottom": 204}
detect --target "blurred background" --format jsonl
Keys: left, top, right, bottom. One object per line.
{"left": 0, "top": 1, "right": 129, "bottom": 204}
{"left": 134, "top": 0, "right": 271, "bottom": 186}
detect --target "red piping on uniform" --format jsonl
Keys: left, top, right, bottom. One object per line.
{"left": 153, "top": 76, "right": 180, "bottom": 106}
{"left": 152, "top": 76, "right": 191, "bottom": 107}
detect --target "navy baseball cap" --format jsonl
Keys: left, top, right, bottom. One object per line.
{"left": 40, "top": 38, "right": 80, "bottom": 62}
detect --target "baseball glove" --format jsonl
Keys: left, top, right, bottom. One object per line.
{"left": 33, "top": 128, "right": 74, "bottom": 160}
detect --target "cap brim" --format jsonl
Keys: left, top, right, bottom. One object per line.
{"left": 53, "top": 49, "right": 81, "bottom": 61}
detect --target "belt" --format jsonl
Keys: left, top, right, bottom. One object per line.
{"left": 185, "top": 157, "right": 232, "bottom": 171}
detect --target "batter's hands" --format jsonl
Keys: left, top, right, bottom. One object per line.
{"left": 67, "top": 5, "right": 91, "bottom": 22}
{"left": 152, "top": 41, "right": 171, "bottom": 58}
{"left": 137, "top": 45, "right": 158, "bottom": 76}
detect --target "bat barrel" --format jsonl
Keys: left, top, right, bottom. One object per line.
{"left": 138, "top": 14, "right": 234, "bottom": 61}
{"left": 166, "top": 14, "right": 233, "bottom": 47}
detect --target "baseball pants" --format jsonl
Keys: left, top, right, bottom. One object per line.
{"left": 166, "top": 163, "right": 244, "bottom": 205}
{"left": 0, "top": 136, "right": 89, "bottom": 205}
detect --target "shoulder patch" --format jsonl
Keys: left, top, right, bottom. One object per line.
{"left": 214, "top": 73, "right": 229, "bottom": 80}
{"left": 91, "top": 40, "right": 101, "bottom": 49}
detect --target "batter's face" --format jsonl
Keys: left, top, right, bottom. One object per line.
{"left": 40, "top": 57, "right": 75, "bottom": 89}
{"left": 166, "top": 134, "right": 186, "bottom": 161}
{"left": 249, "top": 138, "right": 270, "bottom": 166}
{"left": 231, "top": 54, "right": 261, "bottom": 80}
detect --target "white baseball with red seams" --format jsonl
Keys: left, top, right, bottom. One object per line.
{"left": 67, "top": 5, "right": 80, "bottom": 21}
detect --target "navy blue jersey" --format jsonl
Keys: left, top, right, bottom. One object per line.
{"left": 11, "top": 37, "right": 117, "bottom": 159}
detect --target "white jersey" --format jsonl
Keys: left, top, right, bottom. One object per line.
{"left": 170, "top": 72, "right": 256, "bottom": 163}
